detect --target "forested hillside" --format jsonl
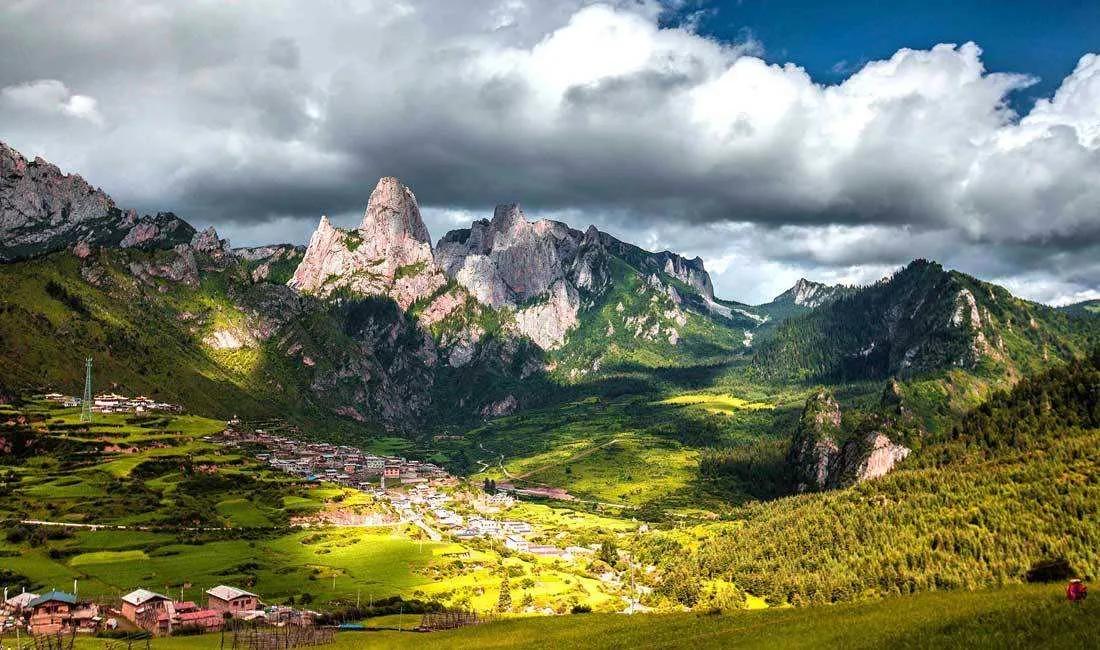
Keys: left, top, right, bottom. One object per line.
{"left": 752, "top": 260, "right": 1096, "bottom": 383}
{"left": 651, "top": 350, "right": 1099, "bottom": 607}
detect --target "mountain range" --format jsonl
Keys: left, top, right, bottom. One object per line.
{"left": 2, "top": 140, "right": 1099, "bottom": 457}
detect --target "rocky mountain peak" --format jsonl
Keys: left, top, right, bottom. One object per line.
{"left": 289, "top": 178, "right": 457, "bottom": 323}
{"left": 191, "top": 226, "right": 228, "bottom": 255}
{"left": 773, "top": 278, "right": 840, "bottom": 308}
{"left": 360, "top": 176, "right": 432, "bottom": 249}
{"left": 489, "top": 203, "right": 526, "bottom": 238}
{"left": 2, "top": 141, "right": 196, "bottom": 261}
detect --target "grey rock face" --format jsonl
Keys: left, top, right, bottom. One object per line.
{"left": 787, "top": 388, "right": 911, "bottom": 492}
{"left": 1, "top": 141, "right": 194, "bottom": 261}
{"left": 788, "top": 389, "right": 844, "bottom": 492}
{"left": 771, "top": 278, "right": 843, "bottom": 308}
{"left": 436, "top": 204, "right": 585, "bottom": 307}
{"left": 289, "top": 177, "right": 459, "bottom": 323}
{"left": 436, "top": 204, "right": 613, "bottom": 348}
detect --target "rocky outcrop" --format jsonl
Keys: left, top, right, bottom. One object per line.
{"left": 436, "top": 203, "right": 609, "bottom": 348}
{"left": 787, "top": 390, "right": 843, "bottom": 492}
{"left": 234, "top": 244, "right": 304, "bottom": 283}
{"left": 838, "top": 432, "right": 911, "bottom": 483}
{"left": 1, "top": 141, "right": 194, "bottom": 261}
{"left": 513, "top": 279, "right": 581, "bottom": 349}
{"left": 771, "top": 278, "right": 845, "bottom": 308}
{"left": 787, "top": 387, "right": 911, "bottom": 492}
{"left": 127, "top": 245, "right": 201, "bottom": 287}
{"left": 481, "top": 394, "right": 517, "bottom": 418}
{"left": 289, "top": 177, "right": 458, "bottom": 324}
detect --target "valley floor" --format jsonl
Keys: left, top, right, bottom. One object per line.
{"left": 41, "top": 584, "right": 1096, "bottom": 649}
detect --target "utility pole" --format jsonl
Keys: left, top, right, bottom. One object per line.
{"left": 80, "top": 357, "right": 93, "bottom": 423}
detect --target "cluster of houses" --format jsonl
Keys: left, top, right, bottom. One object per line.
{"left": 1, "top": 584, "right": 306, "bottom": 637}
{"left": 450, "top": 516, "right": 587, "bottom": 560}
{"left": 42, "top": 392, "right": 183, "bottom": 414}
{"left": 215, "top": 427, "right": 448, "bottom": 489}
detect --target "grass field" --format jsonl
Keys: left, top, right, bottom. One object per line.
{"left": 656, "top": 393, "right": 773, "bottom": 415}
{"left": 444, "top": 389, "right": 801, "bottom": 516}
{"left": 41, "top": 584, "right": 1096, "bottom": 649}
{"left": 2, "top": 400, "right": 625, "bottom": 613}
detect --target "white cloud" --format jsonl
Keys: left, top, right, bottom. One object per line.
{"left": 0, "top": 79, "right": 103, "bottom": 125}
{"left": 0, "top": 1, "right": 1097, "bottom": 305}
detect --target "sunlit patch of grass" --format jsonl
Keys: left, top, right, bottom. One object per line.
{"left": 657, "top": 393, "right": 773, "bottom": 415}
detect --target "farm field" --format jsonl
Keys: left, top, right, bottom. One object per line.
{"left": 1, "top": 402, "right": 625, "bottom": 612}
{"left": 443, "top": 387, "right": 810, "bottom": 516}
{"left": 42, "top": 584, "right": 1097, "bottom": 649}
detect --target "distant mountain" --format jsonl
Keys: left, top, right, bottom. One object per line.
{"left": 0, "top": 142, "right": 196, "bottom": 261}
{"left": 753, "top": 259, "right": 1098, "bottom": 383}
{"left": 771, "top": 278, "right": 848, "bottom": 309}
{"left": 0, "top": 141, "right": 750, "bottom": 430}
{"left": 753, "top": 278, "right": 852, "bottom": 324}
{"left": 1059, "top": 299, "right": 1100, "bottom": 318}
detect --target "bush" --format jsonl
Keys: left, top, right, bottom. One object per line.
{"left": 173, "top": 625, "right": 206, "bottom": 637}
{"left": 571, "top": 604, "right": 592, "bottom": 614}
{"left": 1025, "top": 558, "right": 1075, "bottom": 583}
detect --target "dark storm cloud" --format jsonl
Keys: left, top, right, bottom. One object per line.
{"left": 0, "top": 1, "right": 1097, "bottom": 304}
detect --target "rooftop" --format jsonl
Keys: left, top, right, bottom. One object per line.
{"left": 206, "top": 585, "right": 258, "bottom": 601}
{"left": 29, "top": 591, "right": 77, "bottom": 607}
{"left": 122, "top": 589, "right": 170, "bottom": 606}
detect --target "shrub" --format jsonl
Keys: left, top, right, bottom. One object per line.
{"left": 1025, "top": 558, "right": 1075, "bottom": 583}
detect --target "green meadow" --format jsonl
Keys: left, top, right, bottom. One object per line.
{"left": 47, "top": 584, "right": 1097, "bottom": 649}
{"left": 1, "top": 402, "right": 623, "bottom": 612}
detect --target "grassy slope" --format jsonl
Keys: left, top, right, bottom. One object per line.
{"left": 549, "top": 256, "right": 745, "bottom": 382}
{"left": 650, "top": 353, "right": 1100, "bottom": 609}
{"left": 58, "top": 584, "right": 1097, "bottom": 649}
{"left": 0, "top": 252, "right": 314, "bottom": 421}
{"left": 444, "top": 384, "right": 804, "bottom": 518}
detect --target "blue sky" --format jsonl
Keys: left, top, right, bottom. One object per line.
{"left": 666, "top": 0, "right": 1099, "bottom": 114}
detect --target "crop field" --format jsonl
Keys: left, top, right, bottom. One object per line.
{"left": 0, "top": 403, "right": 309, "bottom": 527}
{"left": 1, "top": 401, "right": 624, "bottom": 612}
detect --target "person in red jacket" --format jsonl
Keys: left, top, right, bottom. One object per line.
{"left": 1067, "top": 579, "right": 1087, "bottom": 603}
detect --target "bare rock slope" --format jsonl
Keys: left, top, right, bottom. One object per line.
{"left": 1, "top": 142, "right": 194, "bottom": 261}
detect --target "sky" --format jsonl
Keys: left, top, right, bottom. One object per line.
{"left": 1, "top": 0, "right": 1098, "bottom": 305}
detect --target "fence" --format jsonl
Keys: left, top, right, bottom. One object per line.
{"left": 0, "top": 630, "right": 73, "bottom": 650}
{"left": 230, "top": 623, "right": 336, "bottom": 649}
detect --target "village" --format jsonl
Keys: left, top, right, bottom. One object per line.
{"left": 214, "top": 425, "right": 585, "bottom": 562}
{"left": 1, "top": 582, "right": 307, "bottom": 638}
{"left": 42, "top": 392, "right": 183, "bottom": 415}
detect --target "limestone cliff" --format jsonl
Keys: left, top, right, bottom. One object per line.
{"left": 289, "top": 177, "right": 459, "bottom": 324}
{"left": 788, "top": 387, "right": 912, "bottom": 492}
{"left": 1, "top": 141, "right": 195, "bottom": 261}
{"left": 436, "top": 203, "right": 609, "bottom": 348}
{"left": 787, "top": 389, "right": 843, "bottom": 492}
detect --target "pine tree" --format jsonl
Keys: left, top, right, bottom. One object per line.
{"left": 497, "top": 575, "right": 512, "bottom": 612}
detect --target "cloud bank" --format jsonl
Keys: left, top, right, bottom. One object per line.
{"left": 0, "top": 1, "right": 1097, "bottom": 304}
